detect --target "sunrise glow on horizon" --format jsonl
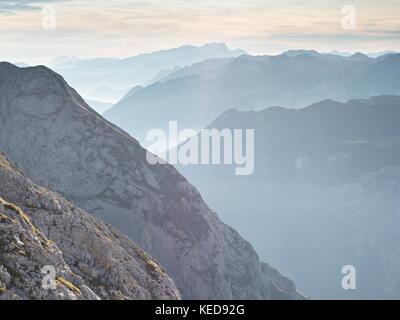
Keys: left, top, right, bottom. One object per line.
{"left": 1, "top": 0, "right": 399, "bottom": 64}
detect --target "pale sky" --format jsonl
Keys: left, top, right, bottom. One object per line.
{"left": 1, "top": 0, "right": 399, "bottom": 64}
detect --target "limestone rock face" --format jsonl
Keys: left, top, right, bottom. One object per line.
{"left": 0, "top": 62, "right": 301, "bottom": 299}
{"left": 261, "top": 263, "right": 306, "bottom": 300}
{"left": 0, "top": 152, "right": 181, "bottom": 300}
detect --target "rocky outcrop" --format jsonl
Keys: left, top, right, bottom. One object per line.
{"left": 261, "top": 263, "right": 305, "bottom": 300}
{"left": 0, "top": 152, "right": 180, "bottom": 300}
{"left": 0, "top": 62, "right": 302, "bottom": 299}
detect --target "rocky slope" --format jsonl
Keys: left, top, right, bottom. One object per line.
{"left": 0, "top": 62, "right": 302, "bottom": 299}
{"left": 0, "top": 152, "right": 181, "bottom": 300}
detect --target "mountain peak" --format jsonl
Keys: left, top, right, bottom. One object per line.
{"left": 202, "top": 42, "right": 229, "bottom": 49}
{"left": 283, "top": 49, "right": 320, "bottom": 57}
{"left": 0, "top": 62, "right": 110, "bottom": 128}
{"left": 0, "top": 61, "right": 16, "bottom": 67}
{"left": 200, "top": 42, "right": 247, "bottom": 55}
{"left": 0, "top": 62, "right": 64, "bottom": 83}
{"left": 349, "top": 52, "right": 370, "bottom": 61}
{"left": 0, "top": 61, "right": 20, "bottom": 73}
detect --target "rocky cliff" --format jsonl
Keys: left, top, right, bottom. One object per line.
{"left": 0, "top": 62, "right": 302, "bottom": 299}
{"left": 0, "top": 151, "right": 181, "bottom": 300}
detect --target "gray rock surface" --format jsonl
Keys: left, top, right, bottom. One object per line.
{"left": 0, "top": 152, "right": 181, "bottom": 300}
{"left": 261, "top": 263, "right": 306, "bottom": 300}
{"left": 0, "top": 62, "right": 302, "bottom": 299}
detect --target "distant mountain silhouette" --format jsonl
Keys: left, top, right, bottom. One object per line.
{"left": 51, "top": 43, "right": 247, "bottom": 102}
{"left": 104, "top": 52, "right": 400, "bottom": 147}
{"left": 175, "top": 96, "right": 400, "bottom": 299}
{"left": 84, "top": 99, "right": 113, "bottom": 114}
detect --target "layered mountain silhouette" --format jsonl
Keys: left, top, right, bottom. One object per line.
{"left": 0, "top": 62, "right": 302, "bottom": 300}
{"left": 51, "top": 43, "right": 246, "bottom": 102}
{"left": 84, "top": 99, "right": 113, "bottom": 114}
{"left": 176, "top": 96, "right": 400, "bottom": 299}
{"left": 104, "top": 51, "right": 400, "bottom": 147}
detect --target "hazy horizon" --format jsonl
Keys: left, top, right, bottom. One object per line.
{"left": 1, "top": 0, "right": 400, "bottom": 302}
{"left": 1, "top": 0, "right": 399, "bottom": 65}
{"left": 1, "top": 43, "right": 398, "bottom": 68}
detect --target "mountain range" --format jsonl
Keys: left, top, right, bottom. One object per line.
{"left": 51, "top": 43, "right": 247, "bottom": 103}
{"left": 176, "top": 95, "right": 400, "bottom": 299}
{"left": 0, "top": 62, "right": 302, "bottom": 300}
{"left": 104, "top": 51, "right": 400, "bottom": 147}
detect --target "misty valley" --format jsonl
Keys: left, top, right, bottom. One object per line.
{"left": 1, "top": 0, "right": 399, "bottom": 305}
